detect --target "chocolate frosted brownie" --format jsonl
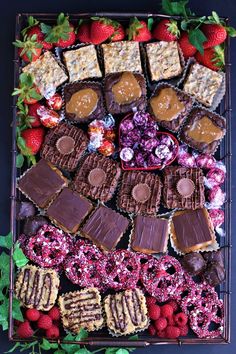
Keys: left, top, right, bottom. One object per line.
{"left": 131, "top": 215, "right": 169, "bottom": 254}
{"left": 15, "top": 265, "right": 59, "bottom": 311}
{"left": 58, "top": 288, "right": 104, "bottom": 333}
{"left": 162, "top": 166, "right": 205, "bottom": 210}
{"left": 41, "top": 123, "right": 88, "bottom": 171}
{"left": 146, "top": 41, "right": 182, "bottom": 81}
{"left": 183, "top": 63, "right": 223, "bottom": 107}
{"left": 148, "top": 84, "right": 194, "bottom": 132}
{"left": 18, "top": 159, "right": 68, "bottom": 208}
{"left": 81, "top": 206, "right": 129, "bottom": 250}
{"left": 104, "top": 288, "right": 148, "bottom": 335}
{"left": 104, "top": 72, "right": 147, "bottom": 114}
{"left": 179, "top": 107, "right": 226, "bottom": 154}
{"left": 47, "top": 188, "right": 93, "bottom": 234}
{"left": 117, "top": 171, "right": 162, "bottom": 215}
{"left": 63, "top": 45, "right": 102, "bottom": 81}
{"left": 23, "top": 51, "right": 68, "bottom": 98}
{"left": 64, "top": 82, "right": 105, "bottom": 122}
{"left": 74, "top": 153, "right": 121, "bottom": 202}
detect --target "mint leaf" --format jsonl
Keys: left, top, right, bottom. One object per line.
{"left": 189, "top": 28, "right": 207, "bottom": 54}
{"left": 116, "top": 350, "right": 129, "bottom": 354}
{"left": 0, "top": 298, "right": 9, "bottom": 330}
{"left": 54, "top": 350, "right": 66, "bottom": 354}
{"left": 128, "top": 335, "right": 138, "bottom": 340}
{"left": 162, "top": 0, "right": 189, "bottom": 17}
{"left": 16, "top": 154, "right": 24, "bottom": 168}
{"left": 74, "top": 349, "right": 91, "bottom": 354}
{"left": 13, "top": 243, "right": 29, "bottom": 268}
{"left": 61, "top": 334, "right": 81, "bottom": 353}
{"left": 0, "top": 232, "right": 12, "bottom": 249}
{"left": 75, "top": 328, "right": 88, "bottom": 341}
{"left": 147, "top": 18, "right": 154, "bottom": 31}
{"left": 12, "top": 297, "right": 24, "bottom": 322}
{"left": 5, "top": 342, "right": 21, "bottom": 353}
{"left": 105, "top": 349, "right": 120, "bottom": 354}
{"left": 41, "top": 338, "right": 52, "bottom": 350}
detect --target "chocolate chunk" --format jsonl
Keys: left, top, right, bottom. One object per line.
{"left": 56, "top": 136, "right": 75, "bottom": 155}
{"left": 202, "top": 249, "right": 224, "bottom": 267}
{"left": 23, "top": 216, "right": 49, "bottom": 236}
{"left": 16, "top": 201, "right": 36, "bottom": 220}
{"left": 88, "top": 168, "right": 106, "bottom": 187}
{"left": 182, "top": 253, "right": 206, "bottom": 275}
{"left": 176, "top": 178, "right": 195, "bottom": 198}
{"left": 203, "top": 263, "right": 225, "bottom": 287}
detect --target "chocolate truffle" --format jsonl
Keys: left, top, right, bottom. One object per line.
{"left": 23, "top": 216, "right": 50, "bottom": 236}
{"left": 16, "top": 201, "right": 36, "bottom": 220}
{"left": 182, "top": 253, "right": 206, "bottom": 275}
{"left": 203, "top": 263, "right": 225, "bottom": 287}
{"left": 202, "top": 249, "right": 224, "bottom": 267}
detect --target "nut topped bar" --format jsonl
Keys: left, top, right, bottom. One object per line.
{"left": 58, "top": 288, "right": 104, "bottom": 334}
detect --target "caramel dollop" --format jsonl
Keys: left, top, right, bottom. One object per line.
{"left": 187, "top": 116, "right": 224, "bottom": 144}
{"left": 112, "top": 72, "right": 142, "bottom": 105}
{"left": 66, "top": 89, "right": 98, "bottom": 119}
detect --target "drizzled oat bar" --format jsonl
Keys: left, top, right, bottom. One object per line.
{"left": 146, "top": 41, "right": 182, "bottom": 81}
{"left": 23, "top": 51, "right": 68, "bottom": 97}
{"left": 58, "top": 288, "right": 104, "bottom": 333}
{"left": 102, "top": 41, "right": 142, "bottom": 74}
{"left": 63, "top": 45, "right": 102, "bottom": 81}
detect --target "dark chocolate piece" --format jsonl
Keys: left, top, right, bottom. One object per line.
{"left": 132, "top": 215, "right": 168, "bottom": 254}
{"left": 74, "top": 153, "right": 121, "bottom": 203}
{"left": 117, "top": 170, "right": 162, "bottom": 215}
{"left": 202, "top": 249, "right": 224, "bottom": 267}
{"left": 81, "top": 206, "right": 129, "bottom": 250}
{"left": 47, "top": 188, "right": 93, "bottom": 234}
{"left": 16, "top": 201, "right": 36, "bottom": 220}
{"left": 163, "top": 166, "right": 205, "bottom": 210}
{"left": 41, "top": 123, "right": 88, "bottom": 172}
{"left": 182, "top": 253, "right": 206, "bottom": 275}
{"left": 23, "top": 216, "right": 50, "bottom": 236}
{"left": 104, "top": 72, "right": 146, "bottom": 114}
{"left": 18, "top": 159, "right": 68, "bottom": 208}
{"left": 203, "top": 263, "right": 225, "bottom": 287}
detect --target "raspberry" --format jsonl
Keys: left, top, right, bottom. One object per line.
{"left": 148, "top": 324, "right": 156, "bottom": 336}
{"left": 157, "top": 329, "right": 166, "bottom": 338}
{"left": 160, "top": 304, "right": 173, "bottom": 318}
{"left": 148, "top": 304, "right": 161, "bottom": 320}
{"left": 154, "top": 317, "right": 167, "bottom": 331}
{"left": 167, "top": 300, "right": 179, "bottom": 313}
{"left": 165, "top": 325, "right": 180, "bottom": 339}
{"left": 46, "top": 324, "right": 60, "bottom": 339}
{"left": 146, "top": 296, "right": 156, "bottom": 307}
{"left": 174, "top": 312, "right": 188, "bottom": 327}
{"left": 179, "top": 324, "right": 189, "bottom": 336}
{"left": 167, "top": 316, "right": 175, "bottom": 326}
{"left": 37, "top": 314, "right": 53, "bottom": 330}
{"left": 17, "top": 321, "right": 34, "bottom": 338}
{"left": 25, "top": 308, "right": 40, "bottom": 322}
{"left": 14, "top": 319, "right": 23, "bottom": 326}
{"left": 48, "top": 306, "right": 61, "bottom": 321}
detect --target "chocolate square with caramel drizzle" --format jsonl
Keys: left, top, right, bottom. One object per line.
{"left": 104, "top": 289, "right": 148, "bottom": 336}
{"left": 15, "top": 265, "right": 59, "bottom": 311}
{"left": 58, "top": 288, "right": 104, "bottom": 334}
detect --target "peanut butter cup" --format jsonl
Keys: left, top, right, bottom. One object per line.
{"left": 132, "top": 183, "right": 151, "bottom": 203}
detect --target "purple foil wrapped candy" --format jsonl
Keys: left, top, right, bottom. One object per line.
{"left": 148, "top": 154, "right": 162, "bottom": 166}
{"left": 145, "top": 128, "right": 157, "bottom": 138}
{"left": 120, "top": 136, "right": 134, "bottom": 147}
{"left": 135, "top": 152, "right": 146, "bottom": 167}
{"left": 120, "top": 147, "right": 134, "bottom": 162}
{"left": 160, "top": 134, "right": 174, "bottom": 147}
{"left": 120, "top": 119, "right": 134, "bottom": 134}
{"left": 155, "top": 144, "right": 171, "bottom": 159}
{"left": 126, "top": 129, "right": 141, "bottom": 143}
{"left": 142, "top": 138, "right": 159, "bottom": 152}
{"left": 133, "top": 111, "right": 149, "bottom": 126}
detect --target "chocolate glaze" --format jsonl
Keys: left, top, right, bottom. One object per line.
{"left": 202, "top": 249, "right": 224, "bottom": 267}
{"left": 182, "top": 253, "right": 206, "bottom": 275}
{"left": 203, "top": 263, "right": 225, "bottom": 287}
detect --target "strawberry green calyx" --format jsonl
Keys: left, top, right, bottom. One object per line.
{"left": 166, "top": 19, "right": 180, "bottom": 37}
{"left": 12, "top": 73, "right": 42, "bottom": 104}
{"left": 213, "top": 45, "right": 225, "bottom": 69}
{"left": 205, "top": 11, "right": 236, "bottom": 37}
{"left": 21, "top": 16, "right": 39, "bottom": 37}
{"left": 41, "top": 12, "right": 72, "bottom": 43}
{"left": 127, "top": 17, "right": 144, "bottom": 40}
{"left": 13, "top": 34, "right": 42, "bottom": 62}
{"left": 91, "top": 16, "right": 119, "bottom": 28}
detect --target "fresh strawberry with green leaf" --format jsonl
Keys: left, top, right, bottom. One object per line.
{"left": 12, "top": 73, "right": 42, "bottom": 105}
{"left": 27, "top": 103, "right": 43, "bottom": 127}
{"left": 21, "top": 127, "right": 45, "bottom": 155}
{"left": 13, "top": 34, "right": 42, "bottom": 63}
{"left": 76, "top": 21, "right": 92, "bottom": 43}
{"left": 17, "top": 103, "right": 42, "bottom": 131}
{"left": 90, "top": 17, "right": 116, "bottom": 44}
{"left": 152, "top": 19, "right": 179, "bottom": 41}
{"left": 127, "top": 18, "right": 152, "bottom": 42}
{"left": 111, "top": 24, "right": 125, "bottom": 41}
{"left": 178, "top": 31, "right": 197, "bottom": 58}
{"left": 27, "top": 25, "right": 53, "bottom": 50}
{"left": 41, "top": 13, "right": 76, "bottom": 48}
{"left": 195, "top": 46, "right": 225, "bottom": 71}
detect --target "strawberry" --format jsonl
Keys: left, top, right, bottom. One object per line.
{"left": 178, "top": 31, "right": 197, "bottom": 58}
{"left": 41, "top": 13, "right": 76, "bottom": 48}
{"left": 46, "top": 325, "right": 60, "bottom": 339}
{"left": 13, "top": 34, "right": 42, "bottom": 63}
{"left": 17, "top": 321, "right": 34, "bottom": 338}
{"left": 48, "top": 306, "right": 61, "bottom": 321}
{"left": 90, "top": 17, "right": 116, "bottom": 44}
{"left": 27, "top": 25, "right": 53, "bottom": 50}
{"left": 152, "top": 19, "right": 179, "bottom": 41}
{"left": 128, "top": 18, "right": 152, "bottom": 42}
{"left": 37, "top": 314, "right": 53, "bottom": 330}
{"left": 201, "top": 24, "right": 227, "bottom": 49}
{"left": 27, "top": 102, "right": 43, "bottom": 127}
{"left": 76, "top": 21, "right": 92, "bottom": 43}
{"left": 21, "top": 127, "right": 45, "bottom": 155}
{"left": 195, "top": 46, "right": 224, "bottom": 71}
{"left": 46, "top": 93, "right": 63, "bottom": 111}
{"left": 111, "top": 24, "right": 125, "bottom": 41}
{"left": 25, "top": 308, "right": 40, "bottom": 322}
{"left": 12, "top": 73, "right": 42, "bottom": 105}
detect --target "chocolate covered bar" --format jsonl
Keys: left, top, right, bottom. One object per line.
{"left": 131, "top": 215, "right": 169, "bottom": 254}
{"left": 104, "top": 289, "right": 148, "bottom": 335}
{"left": 58, "top": 288, "right": 104, "bottom": 333}
{"left": 18, "top": 159, "right": 68, "bottom": 208}
{"left": 15, "top": 265, "right": 59, "bottom": 311}
{"left": 47, "top": 188, "right": 93, "bottom": 234}
{"left": 41, "top": 123, "right": 88, "bottom": 171}
{"left": 74, "top": 153, "right": 121, "bottom": 203}
{"left": 81, "top": 206, "right": 129, "bottom": 250}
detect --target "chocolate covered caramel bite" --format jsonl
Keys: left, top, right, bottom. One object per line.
{"left": 179, "top": 107, "right": 226, "bottom": 155}
{"left": 41, "top": 123, "right": 88, "bottom": 171}
{"left": 104, "top": 72, "right": 146, "bottom": 114}
{"left": 64, "top": 82, "right": 105, "bottom": 123}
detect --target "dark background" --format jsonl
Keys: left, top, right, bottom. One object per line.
{"left": 0, "top": 0, "right": 235, "bottom": 353}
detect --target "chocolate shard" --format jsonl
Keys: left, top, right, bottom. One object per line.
{"left": 182, "top": 253, "right": 206, "bottom": 275}
{"left": 16, "top": 201, "right": 36, "bottom": 220}
{"left": 203, "top": 263, "right": 225, "bottom": 287}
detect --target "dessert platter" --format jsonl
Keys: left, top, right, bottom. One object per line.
{"left": 9, "top": 10, "right": 232, "bottom": 348}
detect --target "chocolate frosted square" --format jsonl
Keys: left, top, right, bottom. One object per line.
{"left": 162, "top": 166, "right": 205, "bottom": 210}
{"left": 117, "top": 170, "right": 162, "bottom": 215}
{"left": 41, "top": 123, "right": 88, "bottom": 172}
{"left": 74, "top": 153, "right": 121, "bottom": 203}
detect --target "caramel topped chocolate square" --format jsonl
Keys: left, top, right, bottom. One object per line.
{"left": 163, "top": 166, "right": 205, "bottom": 210}
{"left": 47, "top": 188, "right": 93, "bottom": 234}
{"left": 117, "top": 171, "right": 162, "bottom": 215}
{"left": 81, "top": 206, "right": 129, "bottom": 250}
{"left": 18, "top": 159, "right": 68, "bottom": 208}
{"left": 41, "top": 123, "right": 88, "bottom": 171}
{"left": 74, "top": 153, "right": 121, "bottom": 203}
